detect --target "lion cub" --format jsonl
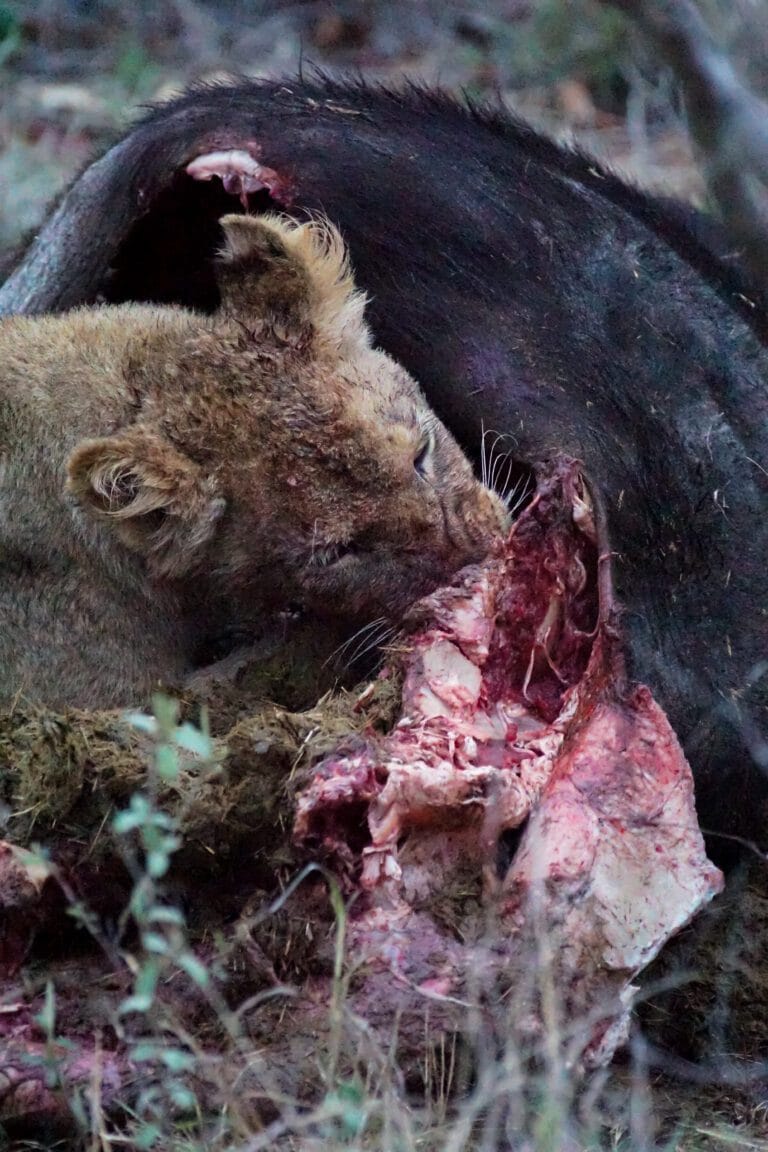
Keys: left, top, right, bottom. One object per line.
{"left": 0, "top": 214, "right": 507, "bottom": 709}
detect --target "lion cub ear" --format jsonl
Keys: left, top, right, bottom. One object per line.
{"left": 215, "top": 213, "right": 371, "bottom": 357}
{"left": 67, "top": 427, "right": 225, "bottom": 579}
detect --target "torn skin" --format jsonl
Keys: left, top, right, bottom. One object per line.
{"left": 294, "top": 456, "right": 723, "bottom": 1069}
{"left": 186, "top": 146, "right": 294, "bottom": 211}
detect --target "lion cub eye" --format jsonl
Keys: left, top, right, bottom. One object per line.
{"left": 413, "top": 431, "right": 435, "bottom": 479}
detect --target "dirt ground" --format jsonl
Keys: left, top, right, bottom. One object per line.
{"left": 2, "top": 2, "right": 768, "bottom": 1149}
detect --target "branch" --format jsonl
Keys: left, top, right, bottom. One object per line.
{"left": 605, "top": 0, "right": 768, "bottom": 284}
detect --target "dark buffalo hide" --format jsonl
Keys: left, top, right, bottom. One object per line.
{"left": 2, "top": 78, "right": 766, "bottom": 846}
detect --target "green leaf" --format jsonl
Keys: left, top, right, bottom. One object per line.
{"left": 129, "top": 883, "right": 151, "bottom": 921}
{"left": 119, "top": 959, "right": 159, "bottom": 1015}
{"left": 146, "top": 811, "right": 177, "bottom": 832}
{"left": 160, "top": 1048, "right": 196, "bottom": 1073}
{"left": 146, "top": 849, "right": 171, "bottom": 878}
{"left": 123, "top": 711, "right": 158, "bottom": 736}
{"left": 174, "top": 721, "right": 214, "bottom": 759}
{"left": 151, "top": 692, "right": 180, "bottom": 737}
{"left": 146, "top": 905, "right": 185, "bottom": 926}
{"left": 113, "top": 793, "right": 150, "bottom": 834}
{"left": 177, "top": 952, "right": 210, "bottom": 989}
{"left": 10, "top": 844, "right": 53, "bottom": 885}
{"left": 168, "top": 1082, "right": 197, "bottom": 1112}
{"left": 119, "top": 991, "right": 154, "bottom": 1016}
{"left": 132, "top": 1121, "right": 162, "bottom": 1150}
{"left": 34, "top": 980, "right": 56, "bottom": 1036}
{"left": 141, "top": 931, "right": 170, "bottom": 955}
{"left": 132, "top": 958, "right": 159, "bottom": 1000}
{"left": 113, "top": 810, "right": 141, "bottom": 835}
{"left": 155, "top": 743, "right": 179, "bottom": 781}
{"left": 325, "top": 1079, "right": 367, "bottom": 1137}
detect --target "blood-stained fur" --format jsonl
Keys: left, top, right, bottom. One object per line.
{"left": 1, "top": 79, "right": 766, "bottom": 840}
{"left": 0, "top": 212, "right": 505, "bottom": 709}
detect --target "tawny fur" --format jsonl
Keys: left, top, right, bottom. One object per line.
{"left": 0, "top": 214, "right": 507, "bottom": 709}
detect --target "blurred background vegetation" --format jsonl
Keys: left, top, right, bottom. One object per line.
{"left": 3, "top": 0, "right": 768, "bottom": 255}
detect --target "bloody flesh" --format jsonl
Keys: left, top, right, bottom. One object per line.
{"left": 295, "top": 456, "right": 723, "bottom": 1067}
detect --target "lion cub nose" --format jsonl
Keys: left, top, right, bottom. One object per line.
{"left": 447, "top": 485, "right": 510, "bottom": 563}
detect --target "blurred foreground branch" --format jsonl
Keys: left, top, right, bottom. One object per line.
{"left": 605, "top": 0, "right": 768, "bottom": 284}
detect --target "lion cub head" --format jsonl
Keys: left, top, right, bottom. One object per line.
{"left": 67, "top": 214, "right": 507, "bottom": 628}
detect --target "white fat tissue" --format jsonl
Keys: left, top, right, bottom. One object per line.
{"left": 186, "top": 150, "right": 267, "bottom": 190}
{"left": 294, "top": 460, "right": 723, "bottom": 1069}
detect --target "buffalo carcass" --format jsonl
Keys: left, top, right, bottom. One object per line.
{"left": 1, "top": 79, "right": 766, "bottom": 847}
